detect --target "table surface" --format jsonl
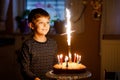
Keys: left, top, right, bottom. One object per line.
{"left": 46, "top": 70, "right": 92, "bottom": 80}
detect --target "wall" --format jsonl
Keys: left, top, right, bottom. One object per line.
{"left": 101, "top": 40, "right": 120, "bottom": 80}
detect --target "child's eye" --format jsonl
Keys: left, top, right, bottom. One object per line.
{"left": 47, "top": 22, "right": 50, "bottom": 24}
{"left": 38, "top": 22, "right": 43, "bottom": 24}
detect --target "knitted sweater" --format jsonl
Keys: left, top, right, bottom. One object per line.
{"left": 20, "top": 37, "right": 57, "bottom": 80}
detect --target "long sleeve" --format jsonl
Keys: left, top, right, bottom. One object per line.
{"left": 20, "top": 42, "right": 36, "bottom": 80}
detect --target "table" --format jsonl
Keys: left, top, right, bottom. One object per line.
{"left": 46, "top": 70, "right": 92, "bottom": 80}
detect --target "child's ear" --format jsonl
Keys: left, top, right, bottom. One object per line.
{"left": 28, "top": 22, "right": 34, "bottom": 30}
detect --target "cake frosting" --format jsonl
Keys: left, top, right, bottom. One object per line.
{"left": 53, "top": 62, "right": 86, "bottom": 74}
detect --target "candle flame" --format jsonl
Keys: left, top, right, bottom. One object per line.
{"left": 60, "top": 54, "right": 63, "bottom": 58}
{"left": 65, "top": 8, "right": 71, "bottom": 46}
{"left": 65, "top": 56, "right": 68, "bottom": 62}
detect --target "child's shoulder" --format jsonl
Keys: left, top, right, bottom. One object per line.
{"left": 23, "top": 37, "right": 34, "bottom": 44}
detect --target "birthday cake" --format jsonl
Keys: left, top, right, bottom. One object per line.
{"left": 53, "top": 62, "right": 86, "bottom": 74}
{"left": 53, "top": 54, "right": 86, "bottom": 74}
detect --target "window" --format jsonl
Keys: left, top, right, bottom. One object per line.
{"left": 26, "top": 0, "right": 65, "bottom": 26}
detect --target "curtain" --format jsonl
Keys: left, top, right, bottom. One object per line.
{"left": 0, "top": 0, "right": 10, "bottom": 31}
{"left": 101, "top": 0, "right": 120, "bottom": 35}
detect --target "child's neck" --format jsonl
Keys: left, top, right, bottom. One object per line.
{"left": 33, "top": 35, "right": 47, "bottom": 42}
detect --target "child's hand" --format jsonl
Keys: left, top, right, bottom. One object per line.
{"left": 34, "top": 77, "right": 41, "bottom": 80}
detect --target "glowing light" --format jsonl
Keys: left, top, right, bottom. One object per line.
{"left": 65, "top": 56, "right": 68, "bottom": 62}
{"left": 65, "top": 8, "right": 71, "bottom": 46}
{"left": 60, "top": 54, "right": 63, "bottom": 64}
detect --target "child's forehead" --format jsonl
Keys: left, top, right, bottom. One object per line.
{"left": 34, "top": 14, "right": 50, "bottom": 18}
{"left": 35, "top": 16, "right": 50, "bottom": 20}
{"left": 38, "top": 16, "right": 49, "bottom": 18}
{"left": 34, "top": 14, "right": 50, "bottom": 19}
{"left": 33, "top": 17, "right": 50, "bottom": 22}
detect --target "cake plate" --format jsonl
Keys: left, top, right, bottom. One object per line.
{"left": 46, "top": 70, "right": 92, "bottom": 80}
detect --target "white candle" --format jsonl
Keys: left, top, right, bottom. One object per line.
{"left": 60, "top": 54, "right": 63, "bottom": 64}
{"left": 78, "top": 55, "right": 81, "bottom": 64}
{"left": 65, "top": 56, "right": 68, "bottom": 62}
{"left": 65, "top": 56, "right": 68, "bottom": 67}
{"left": 57, "top": 55, "right": 60, "bottom": 64}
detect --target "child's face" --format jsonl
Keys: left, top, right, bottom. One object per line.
{"left": 31, "top": 17, "right": 50, "bottom": 36}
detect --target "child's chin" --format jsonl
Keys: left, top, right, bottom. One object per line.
{"left": 43, "top": 32, "right": 48, "bottom": 35}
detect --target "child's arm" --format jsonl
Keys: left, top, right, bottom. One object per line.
{"left": 20, "top": 42, "right": 38, "bottom": 80}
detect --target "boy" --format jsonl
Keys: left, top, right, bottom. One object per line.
{"left": 19, "top": 8, "right": 57, "bottom": 80}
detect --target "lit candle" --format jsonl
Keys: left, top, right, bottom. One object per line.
{"left": 57, "top": 55, "right": 60, "bottom": 64}
{"left": 78, "top": 55, "right": 81, "bottom": 64}
{"left": 74, "top": 53, "right": 77, "bottom": 62}
{"left": 60, "top": 54, "right": 63, "bottom": 64}
{"left": 77, "top": 54, "right": 79, "bottom": 63}
{"left": 65, "top": 56, "right": 68, "bottom": 67}
{"left": 65, "top": 56, "right": 68, "bottom": 62}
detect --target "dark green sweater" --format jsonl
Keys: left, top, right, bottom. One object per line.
{"left": 20, "top": 37, "right": 57, "bottom": 80}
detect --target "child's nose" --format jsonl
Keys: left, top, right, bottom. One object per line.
{"left": 44, "top": 23, "right": 48, "bottom": 27}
